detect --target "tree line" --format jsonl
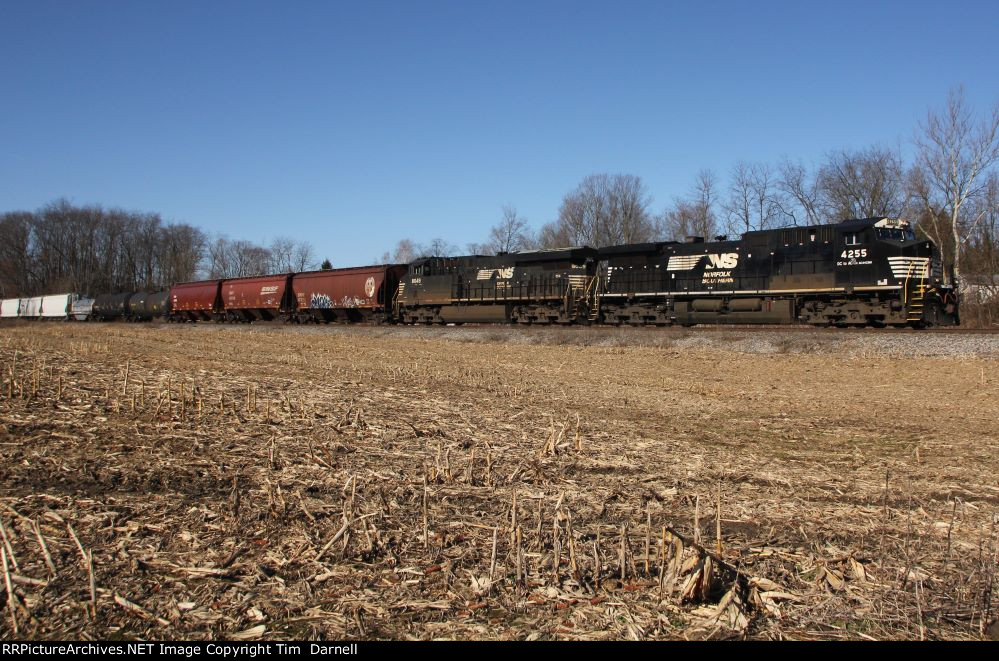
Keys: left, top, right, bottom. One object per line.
{"left": 0, "top": 199, "right": 320, "bottom": 298}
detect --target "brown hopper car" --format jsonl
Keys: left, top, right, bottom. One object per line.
{"left": 292, "top": 265, "right": 406, "bottom": 322}
{"left": 169, "top": 280, "right": 222, "bottom": 321}
{"left": 221, "top": 274, "right": 292, "bottom": 321}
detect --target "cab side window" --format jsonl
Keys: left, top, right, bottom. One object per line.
{"left": 844, "top": 232, "right": 861, "bottom": 246}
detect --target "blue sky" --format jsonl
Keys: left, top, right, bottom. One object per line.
{"left": 1, "top": 0, "right": 997, "bottom": 265}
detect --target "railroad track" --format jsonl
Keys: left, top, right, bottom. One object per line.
{"left": 5, "top": 319, "right": 998, "bottom": 334}
{"left": 387, "top": 321, "right": 999, "bottom": 335}
{"left": 598, "top": 324, "right": 999, "bottom": 335}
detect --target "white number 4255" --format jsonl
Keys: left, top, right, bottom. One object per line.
{"left": 840, "top": 249, "right": 867, "bottom": 259}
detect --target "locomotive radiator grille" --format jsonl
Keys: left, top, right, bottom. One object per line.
{"left": 887, "top": 257, "right": 929, "bottom": 279}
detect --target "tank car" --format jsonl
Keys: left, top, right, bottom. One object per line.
{"left": 143, "top": 291, "right": 171, "bottom": 319}
{"left": 92, "top": 293, "right": 131, "bottom": 321}
{"left": 125, "top": 292, "right": 150, "bottom": 320}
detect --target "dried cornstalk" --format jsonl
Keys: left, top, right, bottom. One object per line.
{"left": 716, "top": 483, "right": 722, "bottom": 557}
{"left": 694, "top": 495, "right": 701, "bottom": 544}
{"left": 114, "top": 593, "right": 169, "bottom": 627}
{"left": 644, "top": 505, "right": 651, "bottom": 576}
{"left": 65, "top": 522, "right": 96, "bottom": 615}
{"left": 620, "top": 525, "right": 627, "bottom": 582}
{"left": 33, "top": 520, "right": 56, "bottom": 577}
{"left": 2, "top": 547, "right": 16, "bottom": 635}
{"left": 489, "top": 527, "right": 498, "bottom": 591}
{"left": 422, "top": 475, "right": 429, "bottom": 548}
{"left": 0, "top": 518, "right": 18, "bottom": 572}
{"left": 515, "top": 525, "right": 523, "bottom": 585}
{"left": 316, "top": 513, "right": 376, "bottom": 561}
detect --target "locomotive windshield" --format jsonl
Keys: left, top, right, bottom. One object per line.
{"left": 876, "top": 228, "right": 916, "bottom": 241}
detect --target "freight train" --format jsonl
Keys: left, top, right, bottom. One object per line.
{"left": 0, "top": 217, "right": 960, "bottom": 328}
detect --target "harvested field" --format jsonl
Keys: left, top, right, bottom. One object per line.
{"left": 0, "top": 323, "right": 997, "bottom": 640}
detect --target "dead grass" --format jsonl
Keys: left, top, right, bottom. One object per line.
{"left": 0, "top": 323, "right": 997, "bottom": 640}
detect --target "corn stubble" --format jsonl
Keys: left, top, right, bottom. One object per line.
{"left": 0, "top": 324, "right": 997, "bottom": 640}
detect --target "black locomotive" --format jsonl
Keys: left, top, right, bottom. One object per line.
{"left": 396, "top": 247, "right": 597, "bottom": 324}
{"left": 396, "top": 217, "right": 959, "bottom": 327}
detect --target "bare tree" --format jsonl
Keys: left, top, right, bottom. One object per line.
{"left": 551, "top": 174, "right": 654, "bottom": 247}
{"left": 691, "top": 169, "right": 719, "bottom": 235}
{"left": 657, "top": 200, "right": 707, "bottom": 242}
{"left": 159, "top": 223, "right": 205, "bottom": 285}
{"left": 206, "top": 237, "right": 271, "bottom": 279}
{"left": 535, "top": 221, "right": 570, "bottom": 249}
{"left": 778, "top": 159, "right": 823, "bottom": 226}
{"left": 913, "top": 87, "right": 999, "bottom": 283}
{"left": 206, "top": 237, "right": 233, "bottom": 279}
{"left": 0, "top": 212, "right": 35, "bottom": 296}
{"left": 234, "top": 241, "right": 271, "bottom": 277}
{"left": 725, "top": 161, "right": 755, "bottom": 235}
{"left": 817, "top": 146, "right": 906, "bottom": 221}
{"left": 265, "top": 237, "right": 315, "bottom": 273}
{"left": 392, "top": 239, "right": 418, "bottom": 263}
{"left": 268, "top": 236, "right": 296, "bottom": 273}
{"left": 425, "top": 238, "right": 457, "bottom": 257}
{"left": 487, "top": 205, "right": 533, "bottom": 253}
{"left": 657, "top": 170, "right": 720, "bottom": 241}
{"left": 291, "top": 241, "right": 316, "bottom": 272}
{"left": 967, "top": 173, "right": 999, "bottom": 295}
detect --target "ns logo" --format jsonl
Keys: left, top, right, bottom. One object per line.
{"left": 705, "top": 253, "right": 739, "bottom": 269}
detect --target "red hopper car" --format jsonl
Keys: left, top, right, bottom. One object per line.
{"left": 221, "top": 274, "right": 293, "bottom": 321}
{"left": 292, "top": 265, "right": 407, "bottom": 322}
{"left": 169, "top": 280, "right": 222, "bottom": 321}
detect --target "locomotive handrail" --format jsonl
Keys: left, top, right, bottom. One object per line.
{"left": 903, "top": 261, "right": 917, "bottom": 305}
